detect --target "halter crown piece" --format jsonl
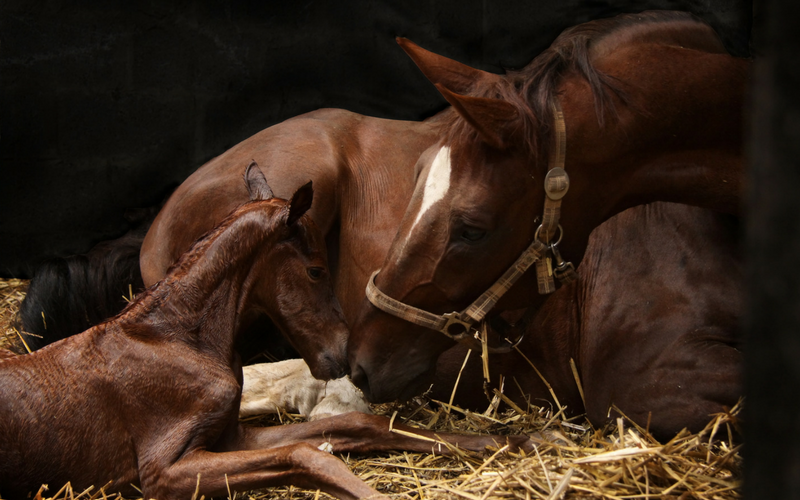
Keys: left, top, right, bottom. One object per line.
{"left": 365, "top": 99, "right": 578, "bottom": 353}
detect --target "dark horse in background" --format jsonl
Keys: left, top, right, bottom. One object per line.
{"left": 20, "top": 11, "right": 747, "bottom": 439}
{"left": 2, "top": 165, "right": 529, "bottom": 499}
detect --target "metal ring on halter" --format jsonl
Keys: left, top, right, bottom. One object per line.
{"left": 534, "top": 224, "right": 563, "bottom": 246}
{"left": 478, "top": 319, "right": 528, "bottom": 354}
{"left": 446, "top": 320, "right": 527, "bottom": 354}
{"left": 441, "top": 312, "right": 475, "bottom": 339}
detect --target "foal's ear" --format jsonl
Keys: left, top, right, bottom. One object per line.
{"left": 286, "top": 181, "right": 314, "bottom": 226}
{"left": 244, "top": 161, "right": 274, "bottom": 201}
{"left": 436, "top": 84, "right": 519, "bottom": 150}
{"left": 397, "top": 37, "right": 502, "bottom": 94}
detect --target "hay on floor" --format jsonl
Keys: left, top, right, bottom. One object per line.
{"left": 0, "top": 279, "right": 742, "bottom": 500}
{"left": 0, "top": 278, "right": 28, "bottom": 354}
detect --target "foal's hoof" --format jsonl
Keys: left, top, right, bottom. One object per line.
{"left": 529, "top": 429, "right": 576, "bottom": 447}
{"left": 505, "top": 434, "right": 536, "bottom": 454}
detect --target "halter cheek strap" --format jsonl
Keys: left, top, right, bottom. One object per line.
{"left": 536, "top": 99, "right": 578, "bottom": 293}
{"left": 365, "top": 99, "right": 577, "bottom": 353}
{"left": 366, "top": 234, "right": 549, "bottom": 351}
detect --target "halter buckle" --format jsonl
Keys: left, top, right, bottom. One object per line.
{"left": 550, "top": 243, "right": 577, "bottom": 284}
{"left": 446, "top": 316, "right": 527, "bottom": 354}
{"left": 544, "top": 167, "right": 570, "bottom": 200}
{"left": 441, "top": 312, "right": 475, "bottom": 339}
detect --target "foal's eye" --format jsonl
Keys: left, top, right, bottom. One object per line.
{"left": 461, "top": 227, "right": 487, "bottom": 242}
{"left": 307, "top": 267, "right": 325, "bottom": 280}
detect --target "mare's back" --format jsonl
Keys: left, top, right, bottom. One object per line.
{"left": 141, "top": 108, "right": 437, "bottom": 291}
{"left": 583, "top": 11, "right": 728, "bottom": 59}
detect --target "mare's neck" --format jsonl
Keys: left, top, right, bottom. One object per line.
{"left": 559, "top": 50, "right": 747, "bottom": 224}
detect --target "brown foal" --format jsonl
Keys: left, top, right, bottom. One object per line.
{"left": 0, "top": 163, "right": 528, "bottom": 500}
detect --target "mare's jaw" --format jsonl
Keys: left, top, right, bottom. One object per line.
{"left": 350, "top": 356, "right": 438, "bottom": 404}
{"left": 348, "top": 302, "right": 454, "bottom": 403}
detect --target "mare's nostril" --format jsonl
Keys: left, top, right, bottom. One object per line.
{"left": 323, "top": 353, "right": 348, "bottom": 379}
{"left": 314, "top": 353, "right": 345, "bottom": 380}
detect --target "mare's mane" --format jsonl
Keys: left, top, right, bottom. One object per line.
{"left": 443, "top": 10, "right": 710, "bottom": 160}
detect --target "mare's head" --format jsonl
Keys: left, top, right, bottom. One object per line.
{"left": 235, "top": 164, "right": 349, "bottom": 380}
{"left": 348, "top": 38, "right": 604, "bottom": 402}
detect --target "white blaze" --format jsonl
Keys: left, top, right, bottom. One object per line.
{"left": 411, "top": 146, "right": 452, "bottom": 232}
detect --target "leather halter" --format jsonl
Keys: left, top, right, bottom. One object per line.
{"left": 365, "top": 100, "right": 577, "bottom": 353}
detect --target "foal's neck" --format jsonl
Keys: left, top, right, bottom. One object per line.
{"left": 125, "top": 210, "right": 274, "bottom": 362}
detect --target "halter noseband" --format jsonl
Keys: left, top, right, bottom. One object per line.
{"left": 365, "top": 100, "right": 578, "bottom": 353}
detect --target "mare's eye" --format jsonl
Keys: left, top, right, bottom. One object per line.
{"left": 461, "top": 227, "right": 487, "bottom": 242}
{"left": 307, "top": 267, "right": 325, "bottom": 280}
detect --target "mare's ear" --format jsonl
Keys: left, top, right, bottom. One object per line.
{"left": 244, "top": 161, "right": 274, "bottom": 201}
{"left": 286, "top": 181, "right": 313, "bottom": 226}
{"left": 397, "top": 37, "right": 502, "bottom": 94}
{"left": 397, "top": 38, "right": 519, "bottom": 150}
{"left": 436, "top": 84, "right": 519, "bottom": 150}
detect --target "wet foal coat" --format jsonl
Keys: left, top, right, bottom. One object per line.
{"left": 1, "top": 166, "right": 527, "bottom": 499}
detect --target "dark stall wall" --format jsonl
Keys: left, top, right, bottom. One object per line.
{"left": 0, "top": 0, "right": 751, "bottom": 277}
{"left": 745, "top": 0, "right": 800, "bottom": 497}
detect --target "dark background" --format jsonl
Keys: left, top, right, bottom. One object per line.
{"left": 0, "top": 0, "right": 751, "bottom": 278}
{"left": 745, "top": 0, "right": 800, "bottom": 497}
{"left": 8, "top": 1, "right": 800, "bottom": 498}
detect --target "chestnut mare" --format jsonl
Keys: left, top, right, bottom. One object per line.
{"left": 346, "top": 12, "right": 746, "bottom": 433}
{"left": 20, "top": 11, "right": 747, "bottom": 438}
{"left": 1, "top": 165, "right": 528, "bottom": 499}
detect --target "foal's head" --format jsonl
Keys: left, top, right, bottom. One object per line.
{"left": 219, "top": 164, "right": 349, "bottom": 380}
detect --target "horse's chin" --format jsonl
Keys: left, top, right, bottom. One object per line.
{"left": 353, "top": 362, "right": 436, "bottom": 404}
{"left": 305, "top": 351, "right": 349, "bottom": 381}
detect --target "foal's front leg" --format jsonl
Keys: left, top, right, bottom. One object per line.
{"left": 235, "top": 411, "right": 533, "bottom": 455}
{"left": 143, "top": 444, "right": 384, "bottom": 500}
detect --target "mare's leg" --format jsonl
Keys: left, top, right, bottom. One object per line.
{"left": 582, "top": 325, "right": 741, "bottom": 437}
{"left": 578, "top": 203, "right": 743, "bottom": 438}
{"left": 234, "top": 411, "right": 531, "bottom": 454}
{"left": 143, "top": 444, "right": 384, "bottom": 500}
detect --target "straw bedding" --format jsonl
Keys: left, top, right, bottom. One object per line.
{"left": 0, "top": 278, "right": 742, "bottom": 500}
